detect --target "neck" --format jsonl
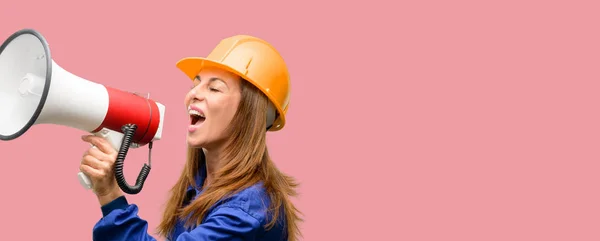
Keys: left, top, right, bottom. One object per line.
{"left": 201, "top": 146, "right": 226, "bottom": 187}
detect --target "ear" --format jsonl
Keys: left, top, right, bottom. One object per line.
{"left": 266, "top": 101, "right": 277, "bottom": 130}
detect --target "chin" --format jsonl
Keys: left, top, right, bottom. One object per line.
{"left": 186, "top": 136, "right": 206, "bottom": 148}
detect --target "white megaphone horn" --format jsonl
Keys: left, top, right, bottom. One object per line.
{"left": 0, "top": 28, "right": 166, "bottom": 195}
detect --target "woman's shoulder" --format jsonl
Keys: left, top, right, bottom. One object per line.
{"left": 211, "top": 181, "right": 273, "bottom": 225}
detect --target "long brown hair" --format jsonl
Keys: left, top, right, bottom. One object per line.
{"left": 156, "top": 79, "right": 303, "bottom": 240}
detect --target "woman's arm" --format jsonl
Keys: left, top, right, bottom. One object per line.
{"left": 175, "top": 206, "right": 263, "bottom": 241}
{"left": 94, "top": 198, "right": 264, "bottom": 241}
{"left": 92, "top": 195, "right": 157, "bottom": 241}
{"left": 79, "top": 135, "right": 157, "bottom": 240}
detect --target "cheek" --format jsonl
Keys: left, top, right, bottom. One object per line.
{"left": 224, "top": 100, "right": 240, "bottom": 122}
{"left": 211, "top": 99, "right": 239, "bottom": 125}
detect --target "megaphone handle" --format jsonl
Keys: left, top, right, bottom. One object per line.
{"left": 78, "top": 171, "right": 93, "bottom": 190}
{"left": 77, "top": 124, "right": 152, "bottom": 195}
{"left": 78, "top": 128, "right": 125, "bottom": 190}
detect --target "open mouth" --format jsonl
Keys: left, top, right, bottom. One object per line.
{"left": 189, "top": 108, "right": 205, "bottom": 126}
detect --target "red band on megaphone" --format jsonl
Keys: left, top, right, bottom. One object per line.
{"left": 92, "top": 86, "right": 161, "bottom": 145}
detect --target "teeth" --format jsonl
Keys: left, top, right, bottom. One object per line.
{"left": 188, "top": 107, "right": 205, "bottom": 118}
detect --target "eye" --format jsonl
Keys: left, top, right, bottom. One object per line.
{"left": 209, "top": 87, "right": 220, "bottom": 92}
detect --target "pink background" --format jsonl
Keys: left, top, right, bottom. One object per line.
{"left": 1, "top": 0, "right": 600, "bottom": 240}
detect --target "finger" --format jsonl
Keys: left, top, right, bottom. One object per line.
{"left": 80, "top": 164, "right": 104, "bottom": 179}
{"left": 81, "top": 154, "right": 108, "bottom": 171}
{"left": 83, "top": 135, "right": 112, "bottom": 153}
{"left": 88, "top": 147, "right": 116, "bottom": 163}
{"left": 82, "top": 135, "right": 115, "bottom": 155}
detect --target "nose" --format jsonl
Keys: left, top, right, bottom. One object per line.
{"left": 188, "top": 85, "right": 206, "bottom": 103}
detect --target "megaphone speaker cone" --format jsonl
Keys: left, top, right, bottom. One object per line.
{"left": 0, "top": 29, "right": 52, "bottom": 140}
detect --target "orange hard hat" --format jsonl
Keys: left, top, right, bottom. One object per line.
{"left": 176, "top": 35, "right": 291, "bottom": 131}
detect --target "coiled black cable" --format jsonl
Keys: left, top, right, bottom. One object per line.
{"left": 113, "top": 123, "right": 152, "bottom": 195}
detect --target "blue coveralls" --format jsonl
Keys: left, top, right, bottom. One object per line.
{"left": 91, "top": 162, "right": 287, "bottom": 241}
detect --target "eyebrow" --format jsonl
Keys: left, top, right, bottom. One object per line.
{"left": 195, "top": 75, "right": 227, "bottom": 86}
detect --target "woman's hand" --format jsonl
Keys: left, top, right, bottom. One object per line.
{"left": 80, "top": 134, "right": 123, "bottom": 205}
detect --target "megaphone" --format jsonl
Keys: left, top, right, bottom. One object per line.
{"left": 0, "top": 28, "right": 166, "bottom": 195}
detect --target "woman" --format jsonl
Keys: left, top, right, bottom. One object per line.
{"left": 79, "top": 35, "right": 302, "bottom": 241}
